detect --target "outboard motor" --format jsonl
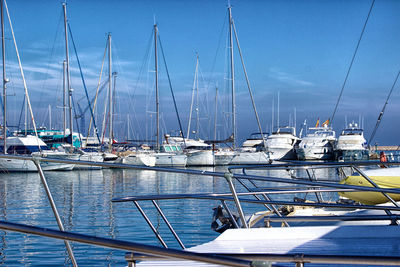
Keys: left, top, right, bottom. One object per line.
{"left": 211, "top": 205, "right": 239, "bottom": 233}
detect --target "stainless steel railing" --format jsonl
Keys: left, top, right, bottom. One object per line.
{"left": 0, "top": 154, "right": 399, "bottom": 266}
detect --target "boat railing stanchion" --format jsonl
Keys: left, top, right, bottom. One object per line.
{"left": 235, "top": 176, "right": 290, "bottom": 228}
{"left": 151, "top": 199, "right": 185, "bottom": 249}
{"left": 305, "top": 168, "right": 323, "bottom": 203}
{"left": 221, "top": 200, "right": 240, "bottom": 229}
{"left": 225, "top": 171, "right": 248, "bottom": 228}
{"left": 353, "top": 166, "right": 399, "bottom": 225}
{"left": 32, "top": 158, "right": 77, "bottom": 267}
{"left": 133, "top": 200, "right": 168, "bottom": 248}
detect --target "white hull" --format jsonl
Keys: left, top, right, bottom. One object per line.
{"left": 155, "top": 153, "right": 187, "bottom": 167}
{"left": 186, "top": 150, "right": 214, "bottom": 166}
{"left": 230, "top": 151, "right": 270, "bottom": 165}
{"left": 296, "top": 146, "right": 334, "bottom": 160}
{"left": 267, "top": 147, "right": 296, "bottom": 160}
{"left": 122, "top": 153, "right": 156, "bottom": 166}
{"left": 75, "top": 152, "right": 104, "bottom": 170}
{"left": 0, "top": 153, "right": 77, "bottom": 172}
{"left": 213, "top": 151, "right": 235, "bottom": 166}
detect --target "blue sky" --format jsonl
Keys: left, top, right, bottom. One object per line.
{"left": 3, "top": 0, "right": 400, "bottom": 145}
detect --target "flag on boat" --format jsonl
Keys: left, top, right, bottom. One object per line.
{"left": 315, "top": 118, "right": 320, "bottom": 127}
{"left": 322, "top": 118, "right": 330, "bottom": 126}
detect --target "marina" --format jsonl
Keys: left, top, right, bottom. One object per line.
{"left": 0, "top": 0, "right": 399, "bottom": 266}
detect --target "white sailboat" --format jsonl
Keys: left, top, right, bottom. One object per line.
{"left": 168, "top": 136, "right": 213, "bottom": 166}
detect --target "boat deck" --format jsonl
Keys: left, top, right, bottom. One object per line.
{"left": 135, "top": 225, "right": 400, "bottom": 266}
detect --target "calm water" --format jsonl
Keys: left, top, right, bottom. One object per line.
{"left": 0, "top": 166, "right": 339, "bottom": 266}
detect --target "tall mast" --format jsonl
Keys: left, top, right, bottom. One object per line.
{"left": 63, "top": 3, "right": 73, "bottom": 137}
{"left": 195, "top": 56, "right": 199, "bottom": 139}
{"left": 228, "top": 5, "right": 236, "bottom": 149}
{"left": 214, "top": 87, "right": 218, "bottom": 140}
{"left": 1, "top": 0, "right": 6, "bottom": 153}
{"left": 187, "top": 53, "right": 199, "bottom": 139}
{"left": 154, "top": 23, "right": 159, "bottom": 151}
{"left": 49, "top": 104, "right": 52, "bottom": 130}
{"left": 277, "top": 91, "right": 280, "bottom": 128}
{"left": 63, "top": 60, "right": 66, "bottom": 137}
{"left": 107, "top": 33, "right": 113, "bottom": 152}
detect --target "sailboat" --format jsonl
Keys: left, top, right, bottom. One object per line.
{"left": 0, "top": 1, "right": 78, "bottom": 172}
{"left": 219, "top": 5, "right": 270, "bottom": 165}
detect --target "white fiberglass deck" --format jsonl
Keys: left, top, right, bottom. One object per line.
{"left": 136, "top": 225, "right": 400, "bottom": 266}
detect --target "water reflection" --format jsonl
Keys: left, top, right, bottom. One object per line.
{"left": 0, "top": 164, "right": 342, "bottom": 265}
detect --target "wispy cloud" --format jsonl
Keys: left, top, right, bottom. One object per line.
{"left": 268, "top": 68, "right": 314, "bottom": 87}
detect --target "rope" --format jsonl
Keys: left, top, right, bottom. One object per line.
{"left": 369, "top": 69, "right": 400, "bottom": 145}
{"left": 330, "top": 0, "right": 375, "bottom": 125}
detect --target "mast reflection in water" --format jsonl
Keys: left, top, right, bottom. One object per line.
{"left": 0, "top": 166, "right": 338, "bottom": 265}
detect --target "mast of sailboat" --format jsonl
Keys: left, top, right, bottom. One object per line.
{"left": 214, "top": 86, "right": 218, "bottom": 140}
{"left": 107, "top": 33, "right": 113, "bottom": 152}
{"left": 195, "top": 57, "right": 199, "bottom": 140}
{"left": 187, "top": 53, "right": 198, "bottom": 139}
{"left": 228, "top": 5, "right": 236, "bottom": 149}
{"left": 63, "top": 3, "right": 73, "bottom": 140}
{"left": 1, "top": 0, "right": 6, "bottom": 153}
{"left": 49, "top": 105, "right": 51, "bottom": 130}
{"left": 63, "top": 60, "right": 66, "bottom": 138}
{"left": 154, "top": 23, "right": 160, "bottom": 151}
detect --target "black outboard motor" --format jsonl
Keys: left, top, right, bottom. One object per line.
{"left": 211, "top": 205, "right": 239, "bottom": 233}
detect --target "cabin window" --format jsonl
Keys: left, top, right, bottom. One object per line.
{"left": 164, "top": 146, "right": 172, "bottom": 152}
{"left": 7, "top": 145, "right": 50, "bottom": 155}
{"left": 171, "top": 146, "right": 178, "bottom": 151}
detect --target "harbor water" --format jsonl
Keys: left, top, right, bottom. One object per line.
{"left": 0, "top": 166, "right": 339, "bottom": 266}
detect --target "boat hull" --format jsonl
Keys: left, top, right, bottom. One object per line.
{"left": 122, "top": 153, "right": 156, "bottom": 166}
{"left": 339, "top": 167, "right": 400, "bottom": 205}
{"left": 230, "top": 151, "right": 270, "bottom": 165}
{"left": 75, "top": 153, "right": 104, "bottom": 170}
{"left": 155, "top": 153, "right": 187, "bottom": 167}
{"left": 186, "top": 150, "right": 214, "bottom": 166}
{"left": 296, "top": 146, "right": 334, "bottom": 160}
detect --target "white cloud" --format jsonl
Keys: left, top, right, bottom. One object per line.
{"left": 268, "top": 68, "right": 314, "bottom": 87}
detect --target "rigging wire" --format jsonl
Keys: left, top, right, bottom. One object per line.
{"left": 127, "top": 29, "right": 154, "bottom": 141}
{"left": 67, "top": 23, "right": 100, "bottom": 143}
{"left": 157, "top": 34, "right": 186, "bottom": 142}
{"left": 368, "top": 69, "right": 400, "bottom": 145}
{"left": 330, "top": 0, "right": 375, "bottom": 125}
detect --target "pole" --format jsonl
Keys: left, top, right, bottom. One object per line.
{"left": 107, "top": 33, "right": 113, "bottom": 152}
{"left": 214, "top": 87, "right": 218, "bottom": 140}
{"left": 63, "top": 60, "right": 66, "bottom": 138}
{"left": 1, "top": 0, "right": 6, "bottom": 153}
{"left": 63, "top": 3, "right": 73, "bottom": 137}
{"left": 154, "top": 24, "right": 160, "bottom": 151}
{"left": 228, "top": 6, "right": 236, "bottom": 149}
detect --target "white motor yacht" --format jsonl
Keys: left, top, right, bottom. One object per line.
{"left": 334, "top": 122, "right": 369, "bottom": 161}
{"left": 296, "top": 126, "right": 336, "bottom": 160}
{"left": 265, "top": 126, "right": 300, "bottom": 160}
